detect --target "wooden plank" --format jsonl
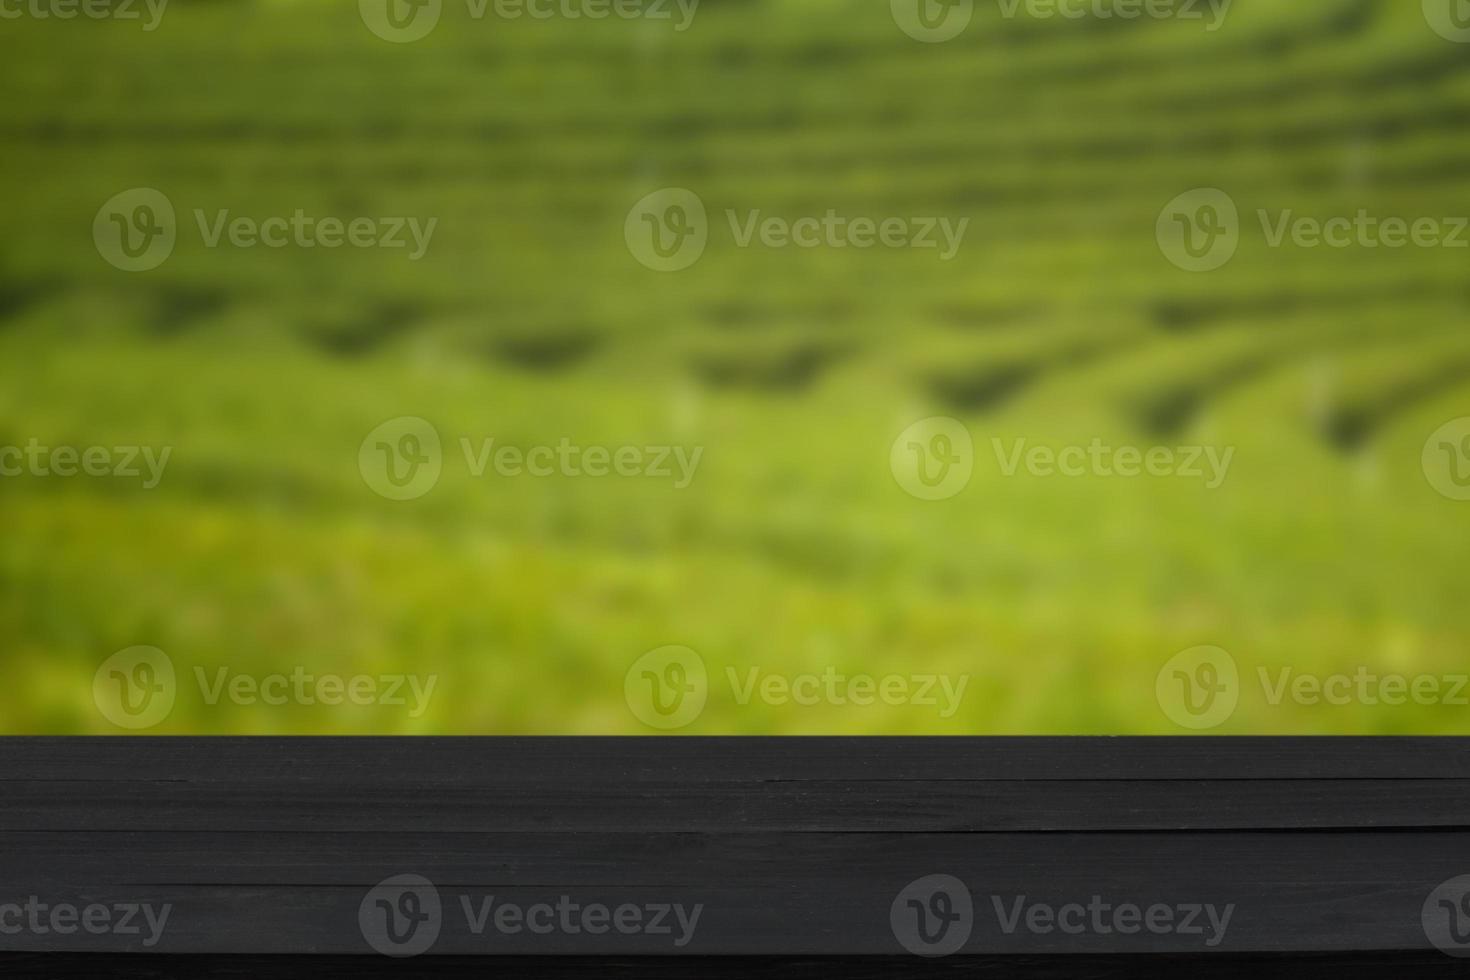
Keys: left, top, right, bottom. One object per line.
{"left": 0, "top": 738, "right": 1461, "bottom": 962}
{"left": 2, "top": 737, "right": 1467, "bottom": 782}
{"left": 0, "top": 831, "right": 1461, "bottom": 952}
{"left": 1, "top": 952, "right": 1465, "bottom": 979}
{"left": 0, "top": 778, "right": 1464, "bottom": 832}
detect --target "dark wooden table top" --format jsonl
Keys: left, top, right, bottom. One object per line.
{"left": 0, "top": 737, "right": 1466, "bottom": 976}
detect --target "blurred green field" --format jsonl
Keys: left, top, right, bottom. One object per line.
{"left": 1, "top": 0, "right": 1468, "bottom": 733}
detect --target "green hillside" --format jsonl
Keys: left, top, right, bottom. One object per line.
{"left": 1, "top": 0, "right": 1468, "bottom": 733}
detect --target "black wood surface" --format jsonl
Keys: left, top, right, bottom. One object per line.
{"left": 0, "top": 737, "right": 1465, "bottom": 974}
{"left": 0, "top": 952, "right": 1465, "bottom": 979}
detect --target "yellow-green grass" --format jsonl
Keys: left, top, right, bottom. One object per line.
{"left": 1, "top": 0, "right": 1468, "bottom": 733}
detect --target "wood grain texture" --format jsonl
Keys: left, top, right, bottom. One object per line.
{"left": 0, "top": 738, "right": 1465, "bottom": 970}
{"left": 2, "top": 736, "right": 1466, "bottom": 780}
{"left": 0, "top": 953, "right": 1466, "bottom": 980}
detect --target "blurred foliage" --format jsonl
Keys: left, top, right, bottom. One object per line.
{"left": 0, "top": 0, "right": 1467, "bottom": 732}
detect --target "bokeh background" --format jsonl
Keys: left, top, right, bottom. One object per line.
{"left": 1, "top": 0, "right": 1468, "bottom": 732}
